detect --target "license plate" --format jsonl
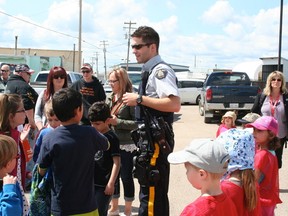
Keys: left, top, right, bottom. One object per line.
{"left": 229, "top": 103, "right": 239, "bottom": 108}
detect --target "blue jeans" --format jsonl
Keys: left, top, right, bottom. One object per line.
{"left": 113, "top": 149, "right": 135, "bottom": 201}
{"left": 95, "top": 186, "right": 111, "bottom": 216}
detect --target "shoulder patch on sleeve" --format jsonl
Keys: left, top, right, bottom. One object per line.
{"left": 155, "top": 69, "right": 168, "bottom": 80}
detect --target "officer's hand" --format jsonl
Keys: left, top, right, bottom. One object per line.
{"left": 123, "top": 92, "right": 138, "bottom": 106}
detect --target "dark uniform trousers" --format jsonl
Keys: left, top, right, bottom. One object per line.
{"left": 136, "top": 67, "right": 174, "bottom": 216}
{"left": 138, "top": 152, "right": 170, "bottom": 216}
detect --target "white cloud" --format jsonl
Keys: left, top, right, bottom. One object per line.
{"left": 223, "top": 23, "right": 245, "bottom": 38}
{"left": 166, "top": 1, "right": 176, "bottom": 11}
{"left": 201, "top": 0, "right": 234, "bottom": 25}
{"left": 0, "top": 0, "right": 287, "bottom": 72}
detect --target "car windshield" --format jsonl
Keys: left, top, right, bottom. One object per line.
{"left": 129, "top": 73, "right": 141, "bottom": 85}
{"left": 209, "top": 73, "right": 250, "bottom": 86}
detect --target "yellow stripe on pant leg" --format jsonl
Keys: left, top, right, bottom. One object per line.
{"left": 148, "top": 143, "right": 160, "bottom": 216}
{"left": 150, "top": 143, "right": 159, "bottom": 166}
{"left": 148, "top": 186, "right": 155, "bottom": 216}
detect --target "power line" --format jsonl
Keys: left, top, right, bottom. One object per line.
{"left": 0, "top": 10, "right": 101, "bottom": 50}
{"left": 0, "top": 10, "right": 78, "bottom": 39}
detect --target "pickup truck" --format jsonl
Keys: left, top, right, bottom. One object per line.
{"left": 30, "top": 70, "right": 83, "bottom": 94}
{"left": 198, "top": 71, "right": 261, "bottom": 123}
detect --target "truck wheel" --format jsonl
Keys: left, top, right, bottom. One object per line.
{"left": 204, "top": 110, "right": 213, "bottom": 123}
{"left": 204, "top": 116, "right": 212, "bottom": 123}
{"left": 196, "top": 95, "right": 201, "bottom": 105}
{"left": 199, "top": 103, "right": 204, "bottom": 116}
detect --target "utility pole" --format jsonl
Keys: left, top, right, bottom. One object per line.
{"left": 78, "top": 0, "right": 82, "bottom": 71}
{"left": 73, "top": 43, "right": 76, "bottom": 71}
{"left": 100, "top": 40, "right": 108, "bottom": 78}
{"left": 278, "top": 0, "right": 283, "bottom": 71}
{"left": 91, "top": 52, "right": 99, "bottom": 77}
{"left": 91, "top": 56, "right": 95, "bottom": 71}
{"left": 95, "top": 52, "right": 99, "bottom": 77}
{"left": 124, "top": 21, "right": 136, "bottom": 71}
{"left": 14, "top": 35, "right": 18, "bottom": 56}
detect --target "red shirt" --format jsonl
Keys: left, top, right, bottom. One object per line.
{"left": 180, "top": 193, "right": 238, "bottom": 216}
{"left": 0, "top": 128, "right": 26, "bottom": 189}
{"left": 221, "top": 179, "right": 261, "bottom": 216}
{"left": 254, "top": 149, "right": 282, "bottom": 206}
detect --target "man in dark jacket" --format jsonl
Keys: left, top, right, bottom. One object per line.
{"left": 70, "top": 63, "right": 106, "bottom": 125}
{"left": 5, "top": 64, "right": 38, "bottom": 129}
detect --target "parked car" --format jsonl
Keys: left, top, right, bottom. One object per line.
{"left": 30, "top": 70, "right": 83, "bottom": 94}
{"left": 177, "top": 78, "right": 204, "bottom": 104}
{"left": 103, "top": 71, "right": 141, "bottom": 95}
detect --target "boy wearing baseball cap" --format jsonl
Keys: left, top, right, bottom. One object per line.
{"left": 168, "top": 139, "right": 237, "bottom": 216}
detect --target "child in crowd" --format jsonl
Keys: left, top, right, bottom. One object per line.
{"left": 0, "top": 93, "right": 30, "bottom": 214}
{"left": 237, "top": 112, "right": 261, "bottom": 126}
{"left": 168, "top": 139, "right": 237, "bottom": 216}
{"left": 246, "top": 116, "right": 282, "bottom": 215}
{"left": 33, "top": 100, "right": 61, "bottom": 163}
{"left": 37, "top": 88, "right": 110, "bottom": 215}
{"left": 88, "top": 102, "right": 120, "bottom": 216}
{"left": 217, "top": 128, "right": 261, "bottom": 215}
{"left": 0, "top": 135, "right": 24, "bottom": 215}
{"left": 216, "top": 111, "right": 237, "bottom": 137}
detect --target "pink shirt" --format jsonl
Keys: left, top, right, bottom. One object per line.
{"left": 216, "top": 124, "right": 236, "bottom": 137}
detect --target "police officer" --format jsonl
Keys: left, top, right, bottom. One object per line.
{"left": 123, "top": 26, "right": 180, "bottom": 216}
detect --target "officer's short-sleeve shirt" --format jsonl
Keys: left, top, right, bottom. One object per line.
{"left": 142, "top": 55, "right": 179, "bottom": 99}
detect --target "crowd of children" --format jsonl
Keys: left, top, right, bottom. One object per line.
{"left": 169, "top": 114, "right": 282, "bottom": 216}
{"left": 0, "top": 87, "right": 284, "bottom": 215}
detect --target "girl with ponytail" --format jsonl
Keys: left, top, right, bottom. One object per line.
{"left": 217, "top": 128, "right": 260, "bottom": 215}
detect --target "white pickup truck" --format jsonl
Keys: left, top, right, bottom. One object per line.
{"left": 30, "top": 70, "right": 83, "bottom": 94}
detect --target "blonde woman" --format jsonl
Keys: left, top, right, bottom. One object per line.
{"left": 106, "top": 68, "right": 137, "bottom": 216}
{"left": 251, "top": 70, "right": 288, "bottom": 168}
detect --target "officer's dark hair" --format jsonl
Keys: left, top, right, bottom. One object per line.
{"left": 52, "top": 88, "right": 82, "bottom": 122}
{"left": 131, "top": 26, "right": 160, "bottom": 52}
{"left": 88, "top": 101, "right": 111, "bottom": 122}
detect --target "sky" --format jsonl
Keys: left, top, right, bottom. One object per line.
{"left": 0, "top": 0, "right": 287, "bottom": 74}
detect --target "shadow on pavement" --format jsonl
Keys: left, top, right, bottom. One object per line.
{"left": 279, "top": 188, "right": 288, "bottom": 193}
{"left": 109, "top": 205, "right": 139, "bottom": 216}
{"left": 174, "top": 113, "right": 182, "bottom": 122}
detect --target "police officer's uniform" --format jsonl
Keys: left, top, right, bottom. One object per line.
{"left": 136, "top": 55, "right": 179, "bottom": 216}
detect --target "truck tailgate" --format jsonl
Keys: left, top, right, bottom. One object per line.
{"left": 207, "top": 86, "right": 258, "bottom": 103}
